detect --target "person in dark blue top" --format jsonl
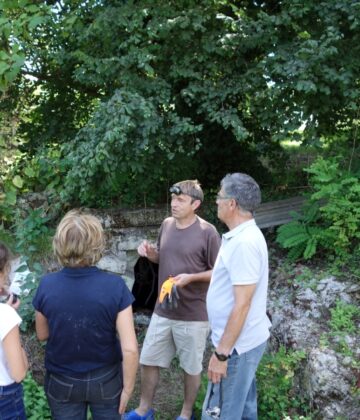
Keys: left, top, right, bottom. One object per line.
{"left": 33, "top": 209, "right": 138, "bottom": 420}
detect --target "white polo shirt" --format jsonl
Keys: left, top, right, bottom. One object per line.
{"left": 206, "top": 219, "right": 271, "bottom": 354}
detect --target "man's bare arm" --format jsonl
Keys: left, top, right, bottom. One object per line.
{"left": 173, "top": 270, "right": 213, "bottom": 288}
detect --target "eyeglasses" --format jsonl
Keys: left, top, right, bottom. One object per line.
{"left": 169, "top": 185, "right": 202, "bottom": 202}
{"left": 216, "top": 192, "right": 233, "bottom": 201}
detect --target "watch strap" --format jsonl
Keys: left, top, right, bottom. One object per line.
{"left": 214, "top": 351, "right": 230, "bottom": 361}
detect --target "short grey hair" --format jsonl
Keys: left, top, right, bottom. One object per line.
{"left": 221, "top": 173, "right": 261, "bottom": 212}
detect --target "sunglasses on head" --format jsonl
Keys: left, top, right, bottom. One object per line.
{"left": 169, "top": 185, "right": 202, "bottom": 202}
{"left": 169, "top": 185, "right": 182, "bottom": 195}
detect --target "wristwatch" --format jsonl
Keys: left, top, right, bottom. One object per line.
{"left": 214, "top": 351, "right": 230, "bottom": 362}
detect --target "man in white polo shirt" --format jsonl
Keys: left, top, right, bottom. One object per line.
{"left": 202, "top": 173, "right": 271, "bottom": 420}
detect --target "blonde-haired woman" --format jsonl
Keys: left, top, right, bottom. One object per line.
{"left": 33, "top": 210, "right": 138, "bottom": 419}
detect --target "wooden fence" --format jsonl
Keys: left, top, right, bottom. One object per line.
{"left": 254, "top": 196, "right": 306, "bottom": 229}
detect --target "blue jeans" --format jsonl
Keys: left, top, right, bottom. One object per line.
{"left": 45, "top": 364, "right": 123, "bottom": 420}
{"left": 202, "top": 341, "right": 267, "bottom": 420}
{"left": 0, "top": 382, "right": 26, "bottom": 420}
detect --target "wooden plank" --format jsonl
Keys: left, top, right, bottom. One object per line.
{"left": 254, "top": 196, "right": 306, "bottom": 228}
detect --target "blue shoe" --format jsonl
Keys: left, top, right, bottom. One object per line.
{"left": 175, "top": 414, "right": 195, "bottom": 420}
{"left": 125, "top": 408, "right": 155, "bottom": 420}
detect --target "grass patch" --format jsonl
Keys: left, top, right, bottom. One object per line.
{"left": 23, "top": 373, "right": 51, "bottom": 420}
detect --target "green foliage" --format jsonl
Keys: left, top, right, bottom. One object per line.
{"left": 0, "top": 1, "right": 50, "bottom": 91}
{"left": 0, "top": 210, "right": 49, "bottom": 330}
{"left": 193, "top": 373, "right": 208, "bottom": 417}
{"left": 291, "top": 266, "right": 320, "bottom": 291}
{"left": 328, "top": 251, "right": 360, "bottom": 283}
{"left": 60, "top": 89, "right": 202, "bottom": 206}
{"left": 276, "top": 200, "right": 334, "bottom": 261}
{"left": 23, "top": 373, "right": 51, "bottom": 420}
{"left": 0, "top": 180, "right": 19, "bottom": 223}
{"left": 306, "top": 158, "right": 360, "bottom": 253}
{"left": 13, "top": 209, "right": 52, "bottom": 259}
{"left": 321, "top": 299, "right": 360, "bottom": 361}
{"left": 0, "top": 225, "right": 16, "bottom": 249}
{"left": 0, "top": 124, "right": 24, "bottom": 222}
{"left": 276, "top": 218, "right": 331, "bottom": 261}
{"left": 0, "top": 217, "right": 49, "bottom": 334}
{"left": 6, "top": 208, "right": 51, "bottom": 330}
{"left": 1, "top": 0, "right": 359, "bottom": 209}
{"left": 329, "top": 300, "right": 360, "bottom": 336}
{"left": 257, "top": 347, "right": 310, "bottom": 419}
{"left": 15, "top": 257, "right": 43, "bottom": 331}
{"left": 19, "top": 146, "right": 68, "bottom": 194}
{"left": 277, "top": 156, "right": 360, "bottom": 262}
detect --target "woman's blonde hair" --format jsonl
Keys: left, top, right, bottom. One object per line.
{"left": 53, "top": 210, "right": 105, "bottom": 267}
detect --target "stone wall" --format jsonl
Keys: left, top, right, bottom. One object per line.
{"left": 92, "top": 207, "right": 168, "bottom": 289}
{"left": 268, "top": 261, "right": 360, "bottom": 419}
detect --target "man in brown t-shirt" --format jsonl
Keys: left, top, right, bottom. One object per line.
{"left": 125, "top": 180, "right": 221, "bottom": 420}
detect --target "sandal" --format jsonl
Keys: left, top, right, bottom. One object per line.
{"left": 124, "top": 408, "right": 155, "bottom": 420}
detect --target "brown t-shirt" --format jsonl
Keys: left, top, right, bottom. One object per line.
{"left": 154, "top": 216, "right": 221, "bottom": 321}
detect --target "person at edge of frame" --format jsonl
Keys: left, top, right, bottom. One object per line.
{"left": 0, "top": 242, "right": 28, "bottom": 420}
{"left": 125, "top": 180, "right": 221, "bottom": 420}
{"left": 202, "top": 173, "right": 271, "bottom": 420}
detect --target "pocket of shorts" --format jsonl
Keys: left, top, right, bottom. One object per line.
{"left": 99, "top": 372, "right": 122, "bottom": 400}
{"left": 46, "top": 375, "right": 73, "bottom": 402}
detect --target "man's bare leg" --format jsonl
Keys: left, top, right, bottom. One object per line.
{"left": 179, "top": 372, "right": 201, "bottom": 419}
{"left": 134, "top": 365, "right": 159, "bottom": 415}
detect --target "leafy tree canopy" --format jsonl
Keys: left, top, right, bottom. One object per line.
{"left": 0, "top": 0, "right": 359, "bottom": 209}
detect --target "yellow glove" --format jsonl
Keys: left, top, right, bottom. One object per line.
{"left": 159, "top": 277, "right": 180, "bottom": 309}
